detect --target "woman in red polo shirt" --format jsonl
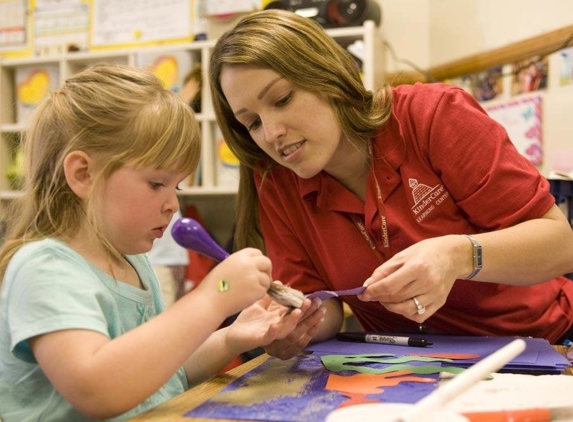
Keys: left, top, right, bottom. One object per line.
{"left": 209, "top": 9, "right": 573, "bottom": 359}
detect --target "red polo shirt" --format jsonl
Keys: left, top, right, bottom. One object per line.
{"left": 256, "top": 83, "right": 573, "bottom": 343}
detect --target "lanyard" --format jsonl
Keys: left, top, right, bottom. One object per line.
{"left": 350, "top": 141, "right": 390, "bottom": 262}
{"left": 350, "top": 213, "right": 385, "bottom": 262}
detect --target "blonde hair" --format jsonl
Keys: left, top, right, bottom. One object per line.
{"left": 209, "top": 9, "right": 392, "bottom": 250}
{"left": 0, "top": 63, "right": 200, "bottom": 282}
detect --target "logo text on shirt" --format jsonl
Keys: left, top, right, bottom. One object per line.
{"left": 409, "top": 178, "right": 449, "bottom": 222}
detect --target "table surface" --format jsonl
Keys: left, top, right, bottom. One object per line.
{"left": 127, "top": 345, "right": 571, "bottom": 422}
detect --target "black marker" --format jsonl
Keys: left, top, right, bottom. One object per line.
{"left": 336, "top": 332, "right": 433, "bottom": 347}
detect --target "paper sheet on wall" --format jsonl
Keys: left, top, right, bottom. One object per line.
{"left": 91, "top": 0, "right": 192, "bottom": 47}
{"left": 484, "top": 96, "right": 543, "bottom": 165}
{"left": 0, "top": 0, "right": 27, "bottom": 52}
{"left": 34, "top": 3, "right": 90, "bottom": 56}
{"left": 203, "top": 0, "right": 259, "bottom": 16}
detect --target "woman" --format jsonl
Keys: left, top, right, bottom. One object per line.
{"left": 209, "top": 9, "right": 573, "bottom": 360}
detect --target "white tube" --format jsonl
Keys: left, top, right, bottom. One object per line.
{"left": 400, "top": 338, "right": 527, "bottom": 422}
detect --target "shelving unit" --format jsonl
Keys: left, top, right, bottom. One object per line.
{"left": 0, "top": 20, "right": 384, "bottom": 243}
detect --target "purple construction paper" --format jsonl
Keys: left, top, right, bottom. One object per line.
{"left": 185, "top": 354, "right": 438, "bottom": 421}
{"left": 307, "top": 335, "right": 570, "bottom": 373}
{"left": 184, "top": 336, "right": 568, "bottom": 420}
{"left": 306, "top": 286, "right": 366, "bottom": 300}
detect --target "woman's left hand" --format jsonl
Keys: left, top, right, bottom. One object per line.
{"left": 358, "top": 235, "right": 470, "bottom": 323}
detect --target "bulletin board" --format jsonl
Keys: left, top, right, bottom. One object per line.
{"left": 484, "top": 96, "right": 543, "bottom": 165}
{"left": 90, "top": 0, "right": 194, "bottom": 50}
{"left": 0, "top": 0, "right": 197, "bottom": 58}
{"left": 0, "top": 0, "right": 28, "bottom": 53}
{"left": 0, "top": 0, "right": 30, "bottom": 57}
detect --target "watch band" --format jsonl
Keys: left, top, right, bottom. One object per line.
{"left": 462, "top": 234, "right": 482, "bottom": 280}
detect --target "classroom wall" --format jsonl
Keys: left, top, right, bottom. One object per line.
{"left": 377, "top": 0, "right": 573, "bottom": 176}
{"left": 379, "top": 0, "right": 573, "bottom": 70}
{"left": 428, "top": 0, "right": 573, "bottom": 67}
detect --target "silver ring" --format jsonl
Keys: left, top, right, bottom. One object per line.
{"left": 412, "top": 296, "right": 426, "bottom": 315}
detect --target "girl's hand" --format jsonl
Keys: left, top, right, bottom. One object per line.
{"left": 225, "top": 295, "right": 304, "bottom": 352}
{"left": 263, "top": 298, "right": 326, "bottom": 360}
{"left": 359, "top": 235, "right": 469, "bottom": 323}
{"left": 198, "top": 248, "right": 273, "bottom": 318}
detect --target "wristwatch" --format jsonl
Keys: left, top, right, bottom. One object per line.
{"left": 462, "top": 234, "right": 482, "bottom": 280}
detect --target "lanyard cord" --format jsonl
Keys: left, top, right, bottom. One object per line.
{"left": 349, "top": 141, "right": 389, "bottom": 263}
{"left": 350, "top": 213, "right": 385, "bottom": 262}
{"left": 349, "top": 147, "right": 428, "bottom": 333}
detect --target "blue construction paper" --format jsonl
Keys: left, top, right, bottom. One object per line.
{"left": 185, "top": 353, "right": 438, "bottom": 421}
{"left": 184, "top": 335, "right": 568, "bottom": 421}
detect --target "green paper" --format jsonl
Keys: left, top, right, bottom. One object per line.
{"left": 321, "top": 353, "right": 467, "bottom": 376}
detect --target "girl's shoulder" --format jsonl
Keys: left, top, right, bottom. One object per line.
{"left": 6, "top": 239, "right": 92, "bottom": 284}
{"left": 13, "top": 238, "right": 84, "bottom": 263}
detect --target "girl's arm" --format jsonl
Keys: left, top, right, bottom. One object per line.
{"left": 29, "top": 249, "right": 271, "bottom": 419}
{"left": 182, "top": 295, "right": 303, "bottom": 386}
{"left": 263, "top": 297, "right": 339, "bottom": 361}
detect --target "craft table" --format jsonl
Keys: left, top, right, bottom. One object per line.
{"left": 127, "top": 346, "right": 571, "bottom": 422}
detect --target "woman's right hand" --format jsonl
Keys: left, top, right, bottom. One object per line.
{"left": 198, "top": 248, "right": 272, "bottom": 317}
{"left": 263, "top": 298, "right": 327, "bottom": 360}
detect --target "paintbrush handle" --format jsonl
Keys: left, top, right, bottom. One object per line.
{"left": 401, "top": 339, "right": 527, "bottom": 422}
{"left": 171, "top": 217, "right": 304, "bottom": 308}
{"left": 171, "top": 217, "right": 230, "bottom": 262}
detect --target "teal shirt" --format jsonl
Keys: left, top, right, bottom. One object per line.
{"left": 0, "top": 239, "right": 188, "bottom": 421}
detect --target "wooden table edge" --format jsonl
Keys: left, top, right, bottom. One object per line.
{"left": 127, "top": 354, "right": 268, "bottom": 421}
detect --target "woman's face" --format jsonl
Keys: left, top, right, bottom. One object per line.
{"left": 220, "top": 66, "right": 346, "bottom": 179}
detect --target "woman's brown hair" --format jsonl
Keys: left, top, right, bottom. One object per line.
{"left": 210, "top": 9, "right": 392, "bottom": 251}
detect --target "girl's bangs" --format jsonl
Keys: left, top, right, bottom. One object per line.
{"left": 128, "top": 96, "right": 200, "bottom": 174}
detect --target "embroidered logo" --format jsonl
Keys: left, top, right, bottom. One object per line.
{"left": 409, "top": 178, "right": 449, "bottom": 222}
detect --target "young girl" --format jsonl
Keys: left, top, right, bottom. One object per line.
{"left": 0, "top": 63, "right": 305, "bottom": 421}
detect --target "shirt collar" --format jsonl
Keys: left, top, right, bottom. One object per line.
{"left": 300, "top": 114, "right": 406, "bottom": 210}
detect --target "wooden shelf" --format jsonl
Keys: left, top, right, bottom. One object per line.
{"left": 0, "top": 21, "right": 383, "bottom": 201}
{"left": 386, "top": 24, "right": 573, "bottom": 84}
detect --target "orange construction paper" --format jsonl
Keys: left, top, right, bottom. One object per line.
{"left": 325, "top": 371, "right": 435, "bottom": 395}
{"left": 335, "top": 392, "right": 379, "bottom": 408}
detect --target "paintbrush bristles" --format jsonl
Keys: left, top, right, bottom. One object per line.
{"left": 268, "top": 282, "right": 305, "bottom": 308}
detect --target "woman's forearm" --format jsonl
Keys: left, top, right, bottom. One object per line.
{"left": 467, "top": 205, "right": 573, "bottom": 285}
{"left": 312, "top": 299, "right": 344, "bottom": 342}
